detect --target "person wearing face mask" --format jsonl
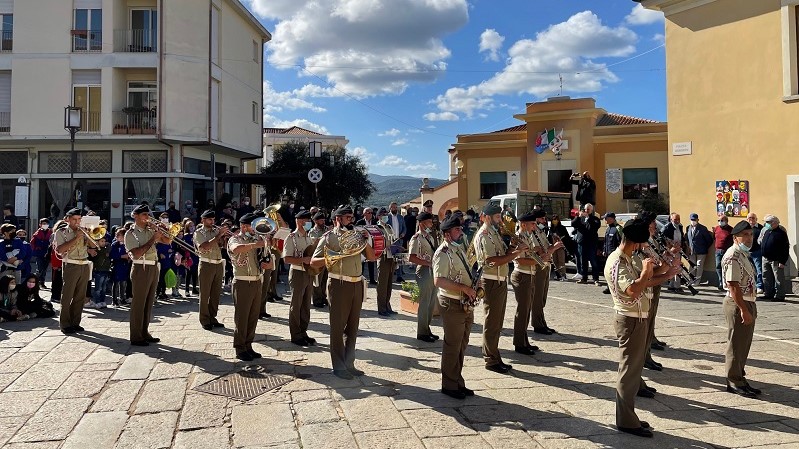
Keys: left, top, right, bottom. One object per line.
{"left": 746, "top": 213, "right": 764, "bottom": 294}
{"left": 721, "top": 221, "right": 761, "bottom": 398}
{"left": 1, "top": 224, "right": 28, "bottom": 284}
{"left": 606, "top": 218, "right": 679, "bottom": 438}
{"left": 309, "top": 212, "right": 330, "bottom": 308}
{"left": 403, "top": 206, "right": 417, "bottom": 250}
{"left": 662, "top": 213, "right": 689, "bottom": 292}
{"left": 166, "top": 201, "right": 181, "bottom": 224}
{"left": 376, "top": 207, "right": 398, "bottom": 317}
{"left": 0, "top": 274, "right": 27, "bottom": 322}
{"left": 474, "top": 203, "right": 528, "bottom": 374}
{"left": 110, "top": 228, "right": 131, "bottom": 306}
{"left": 283, "top": 210, "right": 316, "bottom": 346}
{"left": 194, "top": 210, "right": 227, "bottom": 331}
{"left": 713, "top": 213, "right": 734, "bottom": 291}
{"left": 511, "top": 212, "right": 542, "bottom": 355}
{"left": 760, "top": 215, "right": 789, "bottom": 302}
{"left": 17, "top": 274, "right": 55, "bottom": 319}
{"left": 686, "top": 213, "right": 713, "bottom": 287}
{"left": 547, "top": 214, "right": 572, "bottom": 281}
{"left": 409, "top": 212, "right": 439, "bottom": 342}
{"left": 237, "top": 197, "right": 255, "bottom": 219}
{"left": 54, "top": 209, "right": 94, "bottom": 335}
{"left": 529, "top": 209, "right": 563, "bottom": 335}
{"left": 388, "top": 202, "right": 407, "bottom": 280}
{"left": 31, "top": 218, "right": 52, "bottom": 289}
{"left": 14, "top": 229, "right": 33, "bottom": 280}
{"left": 356, "top": 207, "right": 378, "bottom": 285}
{"left": 183, "top": 200, "right": 195, "bottom": 221}
{"left": 181, "top": 221, "right": 199, "bottom": 297}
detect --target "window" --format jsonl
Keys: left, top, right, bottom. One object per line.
{"left": 0, "top": 14, "right": 12, "bottom": 52}
{"left": 622, "top": 168, "right": 658, "bottom": 200}
{"left": 0, "top": 151, "right": 26, "bottom": 174}
{"left": 123, "top": 151, "right": 167, "bottom": 173}
{"left": 253, "top": 40, "right": 259, "bottom": 62}
{"left": 125, "top": 178, "right": 166, "bottom": 213}
{"left": 124, "top": 81, "right": 157, "bottom": 130}
{"left": 130, "top": 9, "right": 157, "bottom": 51}
{"left": 211, "top": 6, "right": 219, "bottom": 64}
{"left": 183, "top": 157, "right": 212, "bottom": 177}
{"left": 38, "top": 151, "right": 111, "bottom": 173}
{"left": 480, "top": 172, "right": 507, "bottom": 199}
{"left": 72, "top": 85, "right": 101, "bottom": 133}
{"left": 73, "top": 9, "right": 102, "bottom": 52}
{"left": 252, "top": 102, "right": 259, "bottom": 123}
{"left": 782, "top": 2, "right": 799, "bottom": 99}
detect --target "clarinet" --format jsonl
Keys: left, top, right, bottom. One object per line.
{"left": 655, "top": 231, "right": 696, "bottom": 268}
{"left": 639, "top": 245, "right": 698, "bottom": 296}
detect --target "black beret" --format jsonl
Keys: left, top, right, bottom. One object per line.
{"left": 66, "top": 207, "right": 83, "bottom": 217}
{"left": 254, "top": 210, "right": 266, "bottom": 218}
{"left": 731, "top": 220, "right": 752, "bottom": 236}
{"left": 623, "top": 219, "right": 650, "bottom": 243}
{"left": 532, "top": 209, "right": 546, "bottom": 219}
{"left": 239, "top": 213, "right": 256, "bottom": 225}
{"left": 295, "top": 210, "right": 312, "bottom": 219}
{"left": 636, "top": 211, "right": 656, "bottom": 225}
{"left": 483, "top": 203, "right": 502, "bottom": 215}
{"left": 417, "top": 212, "right": 433, "bottom": 222}
{"left": 423, "top": 200, "right": 433, "bottom": 207}
{"left": 312, "top": 212, "right": 326, "bottom": 221}
{"left": 440, "top": 215, "right": 461, "bottom": 232}
{"left": 200, "top": 209, "right": 216, "bottom": 219}
{"left": 518, "top": 212, "right": 536, "bottom": 222}
{"left": 334, "top": 205, "right": 353, "bottom": 216}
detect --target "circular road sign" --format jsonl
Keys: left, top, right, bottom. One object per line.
{"left": 308, "top": 168, "right": 323, "bottom": 184}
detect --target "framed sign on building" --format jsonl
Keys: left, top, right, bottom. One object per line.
{"left": 716, "top": 180, "right": 749, "bottom": 217}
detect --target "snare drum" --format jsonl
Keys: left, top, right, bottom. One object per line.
{"left": 363, "top": 225, "right": 386, "bottom": 257}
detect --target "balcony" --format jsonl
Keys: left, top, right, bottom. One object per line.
{"left": 0, "top": 30, "right": 11, "bottom": 53}
{"left": 113, "top": 109, "right": 157, "bottom": 135}
{"left": 0, "top": 111, "right": 8, "bottom": 134}
{"left": 71, "top": 29, "right": 102, "bottom": 52}
{"left": 78, "top": 111, "right": 101, "bottom": 134}
{"left": 114, "top": 29, "right": 157, "bottom": 53}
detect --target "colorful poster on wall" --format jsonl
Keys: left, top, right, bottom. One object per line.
{"left": 715, "top": 180, "right": 749, "bottom": 217}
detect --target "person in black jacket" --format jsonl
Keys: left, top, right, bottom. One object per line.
{"left": 570, "top": 172, "right": 596, "bottom": 207}
{"left": 746, "top": 213, "right": 764, "bottom": 293}
{"left": 356, "top": 207, "right": 379, "bottom": 284}
{"left": 548, "top": 214, "right": 573, "bottom": 280}
{"left": 572, "top": 203, "right": 601, "bottom": 285}
{"left": 760, "top": 215, "right": 789, "bottom": 301}
{"left": 686, "top": 213, "right": 714, "bottom": 286}
{"left": 662, "top": 213, "right": 688, "bottom": 291}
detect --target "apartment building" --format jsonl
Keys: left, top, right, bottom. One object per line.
{"left": 0, "top": 0, "right": 270, "bottom": 227}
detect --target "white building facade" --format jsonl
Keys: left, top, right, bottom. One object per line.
{"left": 0, "top": 0, "right": 270, "bottom": 228}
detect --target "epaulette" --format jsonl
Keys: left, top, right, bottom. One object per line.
{"left": 440, "top": 245, "right": 449, "bottom": 253}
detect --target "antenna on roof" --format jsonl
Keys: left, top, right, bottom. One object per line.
{"left": 559, "top": 74, "right": 563, "bottom": 96}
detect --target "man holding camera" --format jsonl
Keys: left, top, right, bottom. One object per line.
{"left": 570, "top": 172, "right": 597, "bottom": 207}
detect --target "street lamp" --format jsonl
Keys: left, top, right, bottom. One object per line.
{"left": 64, "top": 106, "right": 82, "bottom": 208}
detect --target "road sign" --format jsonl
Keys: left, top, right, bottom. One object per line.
{"left": 308, "top": 168, "right": 323, "bottom": 184}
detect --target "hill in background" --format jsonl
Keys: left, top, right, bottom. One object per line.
{"left": 364, "top": 174, "right": 446, "bottom": 207}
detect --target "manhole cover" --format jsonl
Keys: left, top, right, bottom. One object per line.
{"left": 693, "top": 364, "right": 714, "bottom": 371}
{"left": 194, "top": 368, "right": 293, "bottom": 401}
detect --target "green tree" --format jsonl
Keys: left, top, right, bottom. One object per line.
{"left": 635, "top": 191, "right": 670, "bottom": 215}
{"left": 260, "top": 141, "right": 375, "bottom": 210}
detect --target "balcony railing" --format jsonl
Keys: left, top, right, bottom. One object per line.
{"left": 0, "top": 30, "right": 11, "bottom": 53}
{"left": 71, "top": 29, "right": 102, "bottom": 52}
{"left": 79, "top": 111, "right": 101, "bottom": 134}
{"left": 114, "top": 29, "right": 157, "bottom": 52}
{"left": 0, "top": 111, "right": 9, "bottom": 134}
{"left": 113, "top": 110, "right": 157, "bottom": 135}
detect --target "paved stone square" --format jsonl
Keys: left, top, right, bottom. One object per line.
{"left": 1, "top": 273, "right": 798, "bottom": 448}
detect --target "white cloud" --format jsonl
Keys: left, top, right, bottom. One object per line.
{"left": 262, "top": 81, "right": 327, "bottom": 113}
{"left": 391, "top": 138, "right": 409, "bottom": 146}
{"left": 625, "top": 4, "right": 664, "bottom": 25}
{"left": 263, "top": 113, "right": 329, "bottom": 134}
{"left": 250, "top": 0, "right": 469, "bottom": 98}
{"left": 653, "top": 33, "right": 665, "bottom": 44}
{"left": 423, "top": 111, "right": 460, "bottom": 121}
{"left": 424, "top": 11, "right": 637, "bottom": 121}
{"left": 379, "top": 128, "right": 401, "bottom": 137}
{"left": 479, "top": 29, "right": 505, "bottom": 62}
{"left": 376, "top": 154, "right": 438, "bottom": 173}
{"left": 349, "top": 146, "right": 376, "bottom": 166}
{"left": 377, "top": 155, "right": 408, "bottom": 167}
{"left": 405, "top": 162, "right": 438, "bottom": 171}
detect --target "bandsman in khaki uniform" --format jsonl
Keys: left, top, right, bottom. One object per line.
{"left": 283, "top": 210, "right": 316, "bottom": 346}
{"left": 605, "top": 218, "right": 678, "bottom": 438}
{"left": 310, "top": 205, "right": 376, "bottom": 380}
{"left": 309, "top": 212, "right": 330, "bottom": 308}
{"left": 433, "top": 215, "right": 477, "bottom": 400}
{"left": 125, "top": 204, "right": 171, "bottom": 346}
{"left": 510, "top": 212, "right": 543, "bottom": 355}
{"left": 473, "top": 203, "right": 527, "bottom": 374}
{"left": 194, "top": 209, "right": 227, "bottom": 331}
{"left": 54, "top": 208, "right": 94, "bottom": 334}
{"left": 639, "top": 212, "right": 665, "bottom": 372}
{"left": 227, "top": 213, "right": 271, "bottom": 361}
{"left": 722, "top": 220, "right": 761, "bottom": 398}
{"left": 256, "top": 211, "right": 274, "bottom": 320}
{"left": 408, "top": 211, "right": 438, "bottom": 342}
{"left": 376, "top": 207, "right": 397, "bottom": 317}
{"left": 529, "top": 209, "right": 563, "bottom": 335}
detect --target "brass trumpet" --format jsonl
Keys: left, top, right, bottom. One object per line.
{"left": 323, "top": 227, "right": 368, "bottom": 269}
{"left": 147, "top": 217, "right": 202, "bottom": 258}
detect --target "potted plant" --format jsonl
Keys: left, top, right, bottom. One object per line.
{"left": 122, "top": 106, "right": 149, "bottom": 134}
{"left": 400, "top": 281, "right": 420, "bottom": 314}
{"left": 113, "top": 124, "right": 127, "bottom": 134}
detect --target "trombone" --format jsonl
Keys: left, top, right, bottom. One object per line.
{"left": 147, "top": 217, "right": 202, "bottom": 258}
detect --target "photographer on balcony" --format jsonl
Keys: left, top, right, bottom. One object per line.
{"left": 570, "top": 171, "right": 596, "bottom": 208}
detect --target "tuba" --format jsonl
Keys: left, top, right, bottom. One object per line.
{"left": 323, "top": 227, "right": 368, "bottom": 269}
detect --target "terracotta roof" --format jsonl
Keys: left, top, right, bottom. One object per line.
{"left": 263, "top": 126, "right": 324, "bottom": 136}
{"left": 596, "top": 113, "right": 661, "bottom": 126}
{"left": 490, "top": 124, "right": 528, "bottom": 133}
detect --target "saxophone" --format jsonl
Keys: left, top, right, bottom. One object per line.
{"left": 519, "top": 230, "right": 546, "bottom": 267}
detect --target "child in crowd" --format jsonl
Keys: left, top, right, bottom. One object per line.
{"left": 110, "top": 228, "right": 131, "bottom": 306}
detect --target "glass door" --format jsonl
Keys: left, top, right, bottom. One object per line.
{"left": 130, "top": 9, "right": 157, "bottom": 51}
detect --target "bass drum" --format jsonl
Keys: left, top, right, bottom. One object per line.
{"left": 363, "top": 225, "right": 386, "bottom": 257}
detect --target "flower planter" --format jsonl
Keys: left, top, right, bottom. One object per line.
{"left": 128, "top": 127, "right": 142, "bottom": 134}
{"left": 113, "top": 127, "right": 127, "bottom": 134}
{"left": 142, "top": 128, "right": 156, "bottom": 135}
{"left": 399, "top": 291, "right": 418, "bottom": 314}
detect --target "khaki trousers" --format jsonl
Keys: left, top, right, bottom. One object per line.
{"left": 416, "top": 267, "right": 437, "bottom": 337}
{"left": 130, "top": 264, "right": 158, "bottom": 342}
{"left": 615, "top": 314, "right": 648, "bottom": 428}
{"left": 376, "top": 254, "right": 396, "bottom": 313}
{"left": 313, "top": 268, "right": 328, "bottom": 306}
{"left": 198, "top": 262, "right": 224, "bottom": 326}
{"left": 60, "top": 262, "right": 90, "bottom": 329}
{"left": 232, "top": 278, "right": 262, "bottom": 352}
{"left": 724, "top": 297, "right": 757, "bottom": 386}
{"left": 289, "top": 268, "right": 313, "bottom": 340}
{"left": 644, "top": 286, "right": 661, "bottom": 361}
{"left": 440, "top": 296, "right": 473, "bottom": 390}
{"left": 482, "top": 278, "right": 507, "bottom": 367}
{"left": 510, "top": 270, "right": 534, "bottom": 348}
{"left": 260, "top": 269, "right": 273, "bottom": 314}
{"left": 327, "top": 278, "right": 364, "bottom": 371}
{"left": 531, "top": 265, "right": 551, "bottom": 330}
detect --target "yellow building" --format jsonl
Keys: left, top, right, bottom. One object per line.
{"left": 452, "top": 96, "right": 668, "bottom": 215}
{"left": 639, "top": 0, "right": 799, "bottom": 273}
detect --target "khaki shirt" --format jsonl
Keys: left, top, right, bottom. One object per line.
{"left": 473, "top": 224, "right": 508, "bottom": 278}
{"left": 432, "top": 241, "right": 471, "bottom": 298}
{"left": 313, "top": 228, "right": 362, "bottom": 277}
{"left": 227, "top": 233, "right": 261, "bottom": 278}
{"left": 54, "top": 226, "right": 88, "bottom": 260}
{"left": 194, "top": 226, "right": 223, "bottom": 260}
{"left": 604, "top": 247, "right": 651, "bottom": 315}
{"left": 283, "top": 231, "right": 314, "bottom": 268}
{"left": 409, "top": 230, "right": 435, "bottom": 273}
{"left": 514, "top": 230, "right": 538, "bottom": 270}
{"left": 531, "top": 227, "right": 550, "bottom": 252}
{"left": 722, "top": 245, "right": 756, "bottom": 301}
{"left": 124, "top": 225, "right": 157, "bottom": 261}
{"left": 308, "top": 225, "right": 327, "bottom": 240}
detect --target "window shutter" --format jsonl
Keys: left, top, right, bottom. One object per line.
{"left": 0, "top": 72, "right": 10, "bottom": 112}
{"left": 74, "top": 0, "right": 102, "bottom": 9}
{"left": 72, "top": 69, "right": 101, "bottom": 85}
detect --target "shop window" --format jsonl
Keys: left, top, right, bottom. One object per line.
{"left": 123, "top": 150, "right": 167, "bottom": 172}
{"left": 125, "top": 178, "right": 166, "bottom": 213}
{"left": 480, "top": 172, "right": 507, "bottom": 199}
{"left": 184, "top": 157, "right": 212, "bottom": 177}
{"left": 0, "top": 151, "right": 26, "bottom": 174}
{"left": 38, "top": 151, "right": 111, "bottom": 173}
{"left": 622, "top": 168, "right": 658, "bottom": 200}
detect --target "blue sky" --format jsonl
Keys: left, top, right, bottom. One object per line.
{"left": 244, "top": 0, "right": 666, "bottom": 179}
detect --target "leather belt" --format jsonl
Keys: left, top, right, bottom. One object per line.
{"left": 439, "top": 291, "right": 462, "bottom": 300}
{"left": 132, "top": 260, "right": 157, "bottom": 266}
{"left": 481, "top": 273, "right": 506, "bottom": 281}
{"left": 328, "top": 273, "right": 363, "bottom": 283}
{"left": 616, "top": 310, "right": 649, "bottom": 319}
{"left": 63, "top": 258, "right": 89, "bottom": 265}
{"left": 200, "top": 257, "right": 223, "bottom": 264}
{"left": 290, "top": 265, "right": 305, "bottom": 271}
{"left": 234, "top": 275, "right": 262, "bottom": 281}
{"left": 727, "top": 294, "right": 756, "bottom": 303}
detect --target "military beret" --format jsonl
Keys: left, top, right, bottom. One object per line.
{"left": 417, "top": 212, "right": 433, "bottom": 222}
{"left": 312, "top": 212, "right": 326, "bottom": 221}
{"left": 731, "top": 220, "right": 752, "bottom": 235}
{"left": 623, "top": 219, "right": 650, "bottom": 243}
{"left": 295, "top": 210, "right": 312, "bottom": 219}
{"left": 532, "top": 209, "right": 546, "bottom": 219}
{"left": 440, "top": 215, "right": 461, "bottom": 232}
{"left": 66, "top": 207, "right": 84, "bottom": 217}
{"left": 239, "top": 213, "right": 256, "bottom": 225}
{"left": 200, "top": 209, "right": 216, "bottom": 219}
{"left": 334, "top": 205, "right": 353, "bottom": 216}
{"left": 518, "top": 212, "right": 536, "bottom": 222}
{"left": 636, "top": 211, "right": 656, "bottom": 225}
{"left": 482, "top": 203, "right": 502, "bottom": 216}
{"left": 423, "top": 200, "right": 433, "bottom": 207}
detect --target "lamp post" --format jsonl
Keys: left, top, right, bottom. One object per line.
{"left": 64, "top": 106, "right": 82, "bottom": 208}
